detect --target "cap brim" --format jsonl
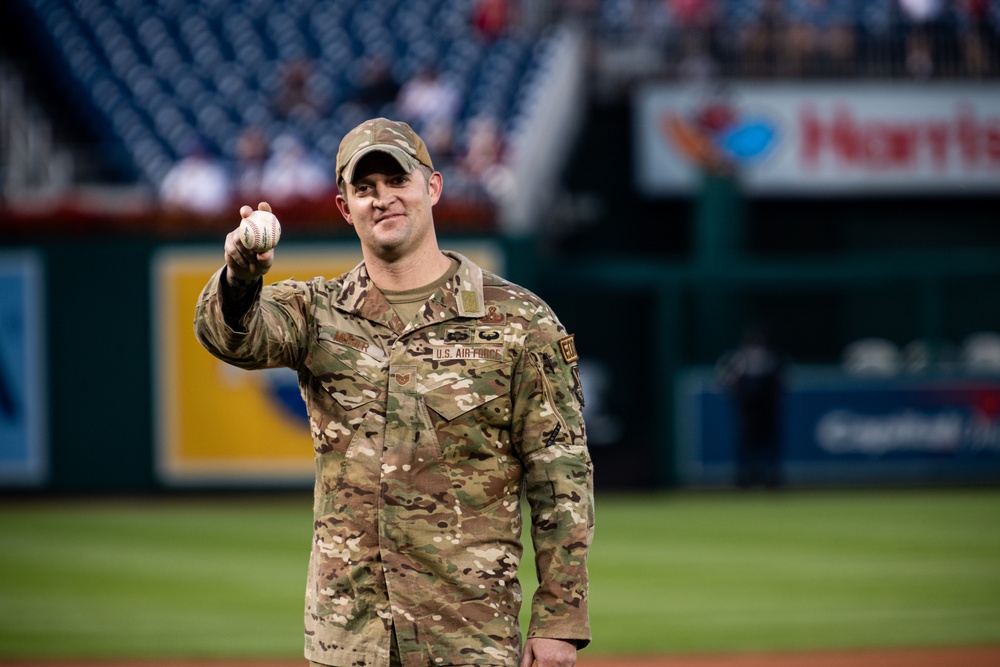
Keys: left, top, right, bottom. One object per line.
{"left": 341, "top": 145, "right": 418, "bottom": 184}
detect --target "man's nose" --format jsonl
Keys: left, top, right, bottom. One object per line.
{"left": 372, "top": 184, "right": 394, "bottom": 207}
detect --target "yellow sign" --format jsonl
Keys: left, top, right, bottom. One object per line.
{"left": 154, "top": 241, "right": 503, "bottom": 485}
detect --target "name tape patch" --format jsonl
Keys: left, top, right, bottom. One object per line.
{"left": 330, "top": 329, "right": 384, "bottom": 360}
{"left": 434, "top": 346, "right": 504, "bottom": 362}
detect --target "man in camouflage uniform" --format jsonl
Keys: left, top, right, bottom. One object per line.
{"left": 194, "top": 118, "right": 594, "bottom": 667}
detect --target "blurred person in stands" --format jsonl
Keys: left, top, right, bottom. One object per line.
{"left": 717, "top": 323, "right": 787, "bottom": 489}
{"left": 273, "top": 58, "right": 326, "bottom": 122}
{"left": 352, "top": 56, "right": 401, "bottom": 115}
{"left": 784, "top": 0, "right": 858, "bottom": 76}
{"left": 396, "top": 66, "right": 461, "bottom": 128}
{"left": 726, "top": 0, "right": 785, "bottom": 77}
{"left": 159, "top": 139, "right": 230, "bottom": 215}
{"left": 896, "top": 0, "right": 947, "bottom": 78}
{"left": 669, "top": 0, "right": 721, "bottom": 81}
{"left": 459, "top": 114, "right": 514, "bottom": 203}
{"left": 233, "top": 126, "right": 269, "bottom": 202}
{"left": 669, "top": 0, "right": 720, "bottom": 43}
{"left": 474, "top": 0, "right": 512, "bottom": 42}
{"left": 955, "top": 0, "right": 997, "bottom": 76}
{"left": 261, "top": 134, "right": 332, "bottom": 204}
{"left": 194, "top": 117, "right": 593, "bottom": 667}
{"left": 396, "top": 66, "right": 461, "bottom": 156}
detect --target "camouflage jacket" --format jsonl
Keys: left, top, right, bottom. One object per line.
{"left": 194, "top": 252, "right": 594, "bottom": 667}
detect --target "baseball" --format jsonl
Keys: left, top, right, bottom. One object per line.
{"left": 239, "top": 209, "right": 281, "bottom": 252}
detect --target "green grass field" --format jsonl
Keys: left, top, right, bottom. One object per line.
{"left": 1, "top": 489, "right": 998, "bottom": 659}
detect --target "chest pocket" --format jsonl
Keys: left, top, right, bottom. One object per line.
{"left": 305, "top": 328, "right": 386, "bottom": 428}
{"left": 422, "top": 361, "right": 512, "bottom": 423}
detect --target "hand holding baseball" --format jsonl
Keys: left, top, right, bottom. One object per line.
{"left": 225, "top": 202, "right": 277, "bottom": 288}
{"left": 239, "top": 202, "right": 282, "bottom": 252}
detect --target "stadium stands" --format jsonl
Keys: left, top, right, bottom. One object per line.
{"left": 592, "top": 0, "right": 1000, "bottom": 88}
{"left": 3, "top": 0, "right": 998, "bottom": 215}
{"left": 11, "top": 0, "right": 552, "bottom": 202}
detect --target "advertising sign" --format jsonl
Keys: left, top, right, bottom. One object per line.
{"left": 677, "top": 368, "right": 1000, "bottom": 487}
{"left": 154, "top": 242, "right": 503, "bottom": 485}
{"left": 0, "top": 251, "right": 47, "bottom": 486}
{"left": 636, "top": 83, "right": 1000, "bottom": 195}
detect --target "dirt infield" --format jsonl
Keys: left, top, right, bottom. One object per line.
{"left": 5, "top": 647, "right": 1000, "bottom": 667}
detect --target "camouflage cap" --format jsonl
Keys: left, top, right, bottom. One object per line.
{"left": 336, "top": 118, "right": 434, "bottom": 185}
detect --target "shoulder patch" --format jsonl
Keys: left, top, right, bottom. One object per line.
{"left": 558, "top": 334, "right": 579, "bottom": 364}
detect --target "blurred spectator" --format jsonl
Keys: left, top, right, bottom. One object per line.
{"left": 473, "top": 0, "right": 512, "bottom": 42}
{"left": 717, "top": 323, "right": 786, "bottom": 489}
{"left": 460, "top": 115, "right": 514, "bottom": 202}
{"left": 159, "top": 140, "right": 231, "bottom": 215}
{"left": 728, "top": 0, "right": 785, "bottom": 77}
{"left": 897, "top": 0, "right": 947, "bottom": 78}
{"left": 396, "top": 66, "right": 461, "bottom": 130}
{"left": 233, "top": 127, "right": 269, "bottom": 202}
{"left": 352, "top": 56, "right": 400, "bottom": 114}
{"left": 669, "top": 0, "right": 719, "bottom": 31}
{"left": 261, "top": 134, "right": 331, "bottom": 204}
{"left": 396, "top": 66, "right": 461, "bottom": 157}
{"left": 955, "top": 0, "right": 997, "bottom": 76}
{"left": 670, "top": 0, "right": 721, "bottom": 81}
{"left": 462, "top": 115, "right": 503, "bottom": 178}
{"left": 784, "top": 0, "right": 858, "bottom": 76}
{"left": 273, "top": 58, "right": 325, "bottom": 121}
{"left": 676, "top": 31, "right": 719, "bottom": 81}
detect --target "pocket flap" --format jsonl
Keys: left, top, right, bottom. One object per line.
{"left": 423, "top": 366, "right": 510, "bottom": 421}
{"left": 306, "top": 341, "right": 383, "bottom": 410}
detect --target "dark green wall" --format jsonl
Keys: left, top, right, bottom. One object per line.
{"left": 6, "top": 222, "right": 1000, "bottom": 492}
{"left": 44, "top": 239, "right": 157, "bottom": 492}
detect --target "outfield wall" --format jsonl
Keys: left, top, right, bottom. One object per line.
{"left": 3, "top": 234, "right": 1000, "bottom": 492}
{"left": 676, "top": 367, "right": 1000, "bottom": 488}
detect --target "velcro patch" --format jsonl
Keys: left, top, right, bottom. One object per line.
{"left": 327, "top": 329, "right": 384, "bottom": 360}
{"left": 558, "top": 334, "right": 579, "bottom": 364}
{"left": 392, "top": 366, "right": 415, "bottom": 388}
{"left": 433, "top": 346, "right": 504, "bottom": 362}
{"left": 461, "top": 290, "right": 479, "bottom": 313}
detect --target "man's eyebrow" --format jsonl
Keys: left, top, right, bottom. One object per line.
{"left": 354, "top": 170, "right": 407, "bottom": 184}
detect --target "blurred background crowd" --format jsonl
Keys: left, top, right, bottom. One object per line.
{"left": 590, "top": 0, "right": 1000, "bottom": 85}
{"left": 1, "top": 0, "right": 998, "bottom": 216}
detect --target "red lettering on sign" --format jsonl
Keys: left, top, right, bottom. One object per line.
{"left": 800, "top": 103, "right": 1000, "bottom": 172}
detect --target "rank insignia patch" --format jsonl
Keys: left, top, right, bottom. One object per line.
{"left": 558, "top": 334, "right": 579, "bottom": 364}
{"left": 392, "top": 367, "right": 415, "bottom": 388}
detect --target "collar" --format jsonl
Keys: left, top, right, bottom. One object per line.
{"left": 332, "top": 251, "right": 485, "bottom": 329}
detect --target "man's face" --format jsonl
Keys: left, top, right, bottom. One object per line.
{"left": 335, "top": 152, "right": 442, "bottom": 261}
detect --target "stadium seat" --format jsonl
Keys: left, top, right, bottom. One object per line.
{"left": 14, "top": 0, "right": 560, "bottom": 190}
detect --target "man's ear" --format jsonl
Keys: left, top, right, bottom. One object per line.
{"left": 335, "top": 193, "right": 353, "bottom": 225}
{"left": 427, "top": 170, "right": 443, "bottom": 206}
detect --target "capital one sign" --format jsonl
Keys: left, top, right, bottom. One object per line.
{"left": 635, "top": 83, "right": 1000, "bottom": 195}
